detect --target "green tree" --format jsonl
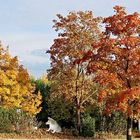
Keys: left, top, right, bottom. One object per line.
{"left": 31, "top": 75, "right": 50, "bottom": 123}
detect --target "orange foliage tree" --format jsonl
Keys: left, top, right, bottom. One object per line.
{"left": 47, "top": 11, "right": 101, "bottom": 134}
{"left": 0, "top": 43, "right": 41, "bottom": 115}
{"left": 80, "top": 6, "right": 140, "bottom": 140}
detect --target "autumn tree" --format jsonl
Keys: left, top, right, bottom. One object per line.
{"left": 47, "top": 11, "right": 101, "bottom": 134}
{"left": 80, "top": 6, "right": 140, "bottom": 140}
{"left": 0, "top": 43, "right": 41, "bottom": 115}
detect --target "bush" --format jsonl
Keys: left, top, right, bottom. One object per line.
{"left": 0, "top": 107, "right": 38, "bottom": 133}
{"left": 84, "top": 105, "right": 101, "bottom": 132}
{"left": 102, "top": 112, "right": 127, "bottom": 134}
{"left": 81, "top": 114, "right": 95, "bottom": 137}
{"left": 84, "top": 106, "right": 126, "bottom": 134}
{"left": 0, "top": 108, "right": 13, "bottom": 132}
{"left": 47, "top": 97, "right": 75, "bottom": 129}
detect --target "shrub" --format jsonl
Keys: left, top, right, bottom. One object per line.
{"left": 84, "top": 105, "right": 101, "bottom": 132}
{"left": 81, "top": 114, "right": 95, "bottom": 137}
{"left": 71, "top": 127, "right": 79, "bottom": 136}
{"left": 103, "top": 112, "right": 127, "bottom": 134}
{"left": 84, "top": 106, "right": 126, "bottom": 134}
{"left": 0, "top": 107, "right": 38, "bottom": 133}
{"left": 47, "top": 97, "right": 75, "bottom": 129}
{"left": 0, "top": 108, "right": 13, "bottom": 132}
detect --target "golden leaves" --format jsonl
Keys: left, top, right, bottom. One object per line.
{"left": 0, "top": 45, "right": 41, "bottom": 115}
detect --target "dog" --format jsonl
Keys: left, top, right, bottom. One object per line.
{"left": 46, "top": 117, "right": 62, "bottom": 133}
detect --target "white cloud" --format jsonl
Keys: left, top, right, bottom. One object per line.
{"left": 0, "top": 33, "right": 55, "bottom": 64}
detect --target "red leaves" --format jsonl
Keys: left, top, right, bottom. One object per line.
{"left": 48, "top": 6, "right": 140, "bottom": 118}
{"left": 101, "top": 87, "right": 140, "bottom": 116}
{"left": 73, "top": 7, "right": 140, "bottom": 118}
{"left": 120, "top": 36, "right": 140, "bottom": 49}
{"left": 73, "top": 50, "right": 93, "bottom": 65}
{"left": 98, "top": 90, "right": 107, "bottom": 102}
{"left": 104, "top": 6, "right": 140, "bottom": 36}
{"left": 82, "top": 50, "right": 93, "bottom": 61}
{"left": 73, "top": 59, "right": 81, "bottom": 65}
{"left": 114, "top": 6, "right": 125, "bottom": 14}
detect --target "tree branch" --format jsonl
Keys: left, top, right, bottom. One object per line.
{"left": 81, "top": 89, "right": 98, "bottom": 105}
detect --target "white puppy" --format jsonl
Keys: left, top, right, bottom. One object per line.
{"left": 46, "top": 117, "right": 62, "bottom": 133}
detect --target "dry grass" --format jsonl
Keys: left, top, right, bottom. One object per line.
{"left": 95, "top": 131, "right": 140, "bottom": 140}
{"left": 0, "top": 129, "right": 139, "bottom": 140}
{"left": 0, "top": 129, "right": 86, "bottom": 139}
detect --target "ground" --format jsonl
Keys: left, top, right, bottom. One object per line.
{"left": 0, "top": 129, "right": 139, "bottom": 140}
{"left": 0, "top": 129, "right": 85, "bottom": 139}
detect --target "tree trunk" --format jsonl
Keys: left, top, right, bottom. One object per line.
{"left": 76, "top": 103, "right": 81, "bottom": 135}
{"left": 127, "top": 117, "right": 132, "bottom": 140}
{"left": 138, "top": 119, "right": 140, "bottom": 133}
{"left": 126, "top": 78, "right": 132, "bottom": 140}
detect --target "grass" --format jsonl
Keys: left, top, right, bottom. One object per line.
{"left": 0, "top": 129, "right": 139, "bottom": 139}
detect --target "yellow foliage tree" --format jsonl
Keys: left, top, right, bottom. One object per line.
{"left": 0, "top": 43, "right": 41, "bottom": 115}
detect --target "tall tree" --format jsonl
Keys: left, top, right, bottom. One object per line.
{"left": 0, "top": 43, "right": 41, "bottom": 115}
{"left": 47, "top": 11, "right": 101, "bottom": 134}
{"left": 80, "top": 6, "right": 140, "bottom": 140}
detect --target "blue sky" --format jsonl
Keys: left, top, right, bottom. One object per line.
{"left": 0, "top": 0, "right": 140, "bottom": 78}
